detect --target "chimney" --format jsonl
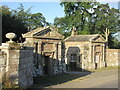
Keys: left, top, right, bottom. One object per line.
{"left": 71, "top": 26, "right": 77, "bottom": 36}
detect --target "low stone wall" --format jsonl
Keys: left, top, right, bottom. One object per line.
{"left": 0, "top": 50, "right": 7, "bottom": 89}
{"left": 106, "top": 49, "right": 120, "bottom": 67}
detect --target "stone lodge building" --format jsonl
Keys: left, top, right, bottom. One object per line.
{"left": 0, "top": 27, "right": 119, "bottom": 88}
{"left": 22, "top": 26, "right": 65, "bottom": 75}
{"left": 64, "top": 27, "right": 107, "bottom": 71}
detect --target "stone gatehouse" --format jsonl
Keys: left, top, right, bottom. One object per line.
{"left": 0, "top": 26, "right": 119, "bottom": 88}
{"left": 22, "top": 26, "right": 66, "bottom": 75}
{"left": 64, "top": 27, "right": 107, "bottom": 71}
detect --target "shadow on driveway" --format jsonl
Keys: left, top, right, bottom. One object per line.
{"left": 32, "top": 69, "right": 93, "bottom": 88}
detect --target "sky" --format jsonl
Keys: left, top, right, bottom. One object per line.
{"left": 1, "top": 1, "right": 119, "bottom": 24}
{"left": 1, "top": 2, "right": 65, "bottom": 23}
{"left": 1, "top": 1, "right": 120, "bottom": 41}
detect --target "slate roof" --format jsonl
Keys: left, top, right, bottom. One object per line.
{"left": 22, "top": 26, "right": 64, "bottom": 39}
{"left": 22, "top": 26, "right": 50, "bottom": 37}
{"left": 64, "top": 34, "right": 102, "bottom": 42}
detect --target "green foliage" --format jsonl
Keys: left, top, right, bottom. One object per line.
{"left": 54, "top": 2, "right": 119, "bottom": 48}
{"left": 2, "top": 4, "right": 49, "bottom": 43}
{"left": 112, "top": 39, "right": 120, "bottom": 49}
{"left": 108, "top": 34, "right": 120, "bottom": 49}
{"left": 12, "top": 4, "right": 49, "bottom": 30}
{"left": 2, "top": 6, "right": 28, "bottom": 43}
{"left": 94, "top": 4, "right": 119, "bottom": 34}
{"left": 54, "top": 2, "right": 100, "bottom": 38}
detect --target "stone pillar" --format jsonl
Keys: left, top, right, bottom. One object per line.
{"left": 0, "top": 33, "right": 34, "bottom": 88}
{"left": 36, "top": 41, "right": 43, "bottom": 75}
{"left": 65, "top": 46, "right": 68, "bottom": 64}
{"left": 102, "top": 44, "right": 106, "bottom": 67}
{"left": 33, "top": 42, "right": 38, "bottom": 69}
{"left": 53, "top": 42, "right": 58, "bottom": 62}
{"left": 37, "top": 41, "right": 42, "bottom": 64}
{"left": 64, "top": 44, "right": 68, "bottom": 71}
{"left": 99, "top": 45, "right": 102, "bottom": 68}
{"left": 53, "top": 42, "right": 59, "bottom": 74}
{"left": 0, "top": 43, "right": 10, "bottom": 73}
{"left": 38, "top": 41, "right": 42, "bottom": 53}
{"left": 87, "top": 43, "right": 93, "bottom": 70}
{"left": 92, "top": 45, "right": 95, "bottom": 69}
{"left": 81, "top": 51, "right": 85, "bottom": 71}
{"left": 58, "top": 42, "right": 62, "bottom": 64}
{"left": 1, "top": 43, "right": 34, "bottom": 88}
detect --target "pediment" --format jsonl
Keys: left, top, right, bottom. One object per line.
{"left": 33, "top": 28, "right": 51, "bottom": 36}
{"left": 33, "top": 28, "right": 64, "bottom": 39}
{"left": 22, "top": 27, "right": 64, "bottom": 39}
{"left": 92, "top": 35, "right": 106, "bottom": 42}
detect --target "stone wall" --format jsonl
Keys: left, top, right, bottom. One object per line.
{"left": 0, "top": 43, "right": 34, "bottom": 88}
{"left": 64, "top": 42, "right": 89, "bottom": 71}
{"left": 0, "top": 50, "right": 6, "bottom": 89}
{"left": 106, "top": 49, "right": 120, "bottom": 67}
{"left": 65, "top": 41, "right": 106, "bottom": 71}
{"left": 19, "top": 49, "right": 34, "bottom": 87}
{"left": 24, "top": 37, "right": 65, "bottom": 76}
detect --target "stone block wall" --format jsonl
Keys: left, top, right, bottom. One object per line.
{"left": 0, "top": 43, "right": 34, "bottom": 88}
{"left": 64, "top": 42, "right": 89, "bottom": 71}
{"left": 27, "top": 39, "right": 65, "bottom": 76}
{"left": 106, "top": 49, "right": 120, "bottom": 67}
{"left": 19, "top": 49, "right": 33, "bottom": 87}
{"left": 0, "top": 50, "right": 7, "bottom": 89}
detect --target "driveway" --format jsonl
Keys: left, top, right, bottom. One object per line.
{"left": 46, "top": 68, "right": 118, "bottom": 88}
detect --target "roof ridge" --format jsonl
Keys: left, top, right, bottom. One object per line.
{"left": 76, "top": 34, "right": 99, "bottom": 36}
{"left": 64, "top": 34, "right": 103, "bottom": 42}
{"left": 22, "top": 26, "right": 50, "bottom": 37}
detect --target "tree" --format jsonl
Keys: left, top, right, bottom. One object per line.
{"left": 54, "top": 2, "right": 119, "bottom": 48}
{"left": 28, "top": 13, "right": 49, "bottom": 30}
{"left": 93, "top": 4, "right": 119, "bottom": 48}
{"left": 108, "top": 33, "right": 120, "bottom": 49}
{"left": 2, "top": 6, "right": 27, "bottom": 43}
{"left": 54, "top": 2, "right": 99, "bottom": 37}
{"left": 2, "top": 4, "right": 49, "bottom": 42}
{"left": 54, "top": 17, "right": 71, "bottom": 38}
{"left": 13, "top": 4, "right": 49, "bottom": 31}
{"left": 93, "top": 4, "right": 119, "bottom": 34}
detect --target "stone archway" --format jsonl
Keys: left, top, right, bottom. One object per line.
{"left": 66, "top": 47, "right": 81, "bottom": 71}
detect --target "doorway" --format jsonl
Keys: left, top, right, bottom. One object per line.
{"left": 44, "top": 56, "right": 50, "bottom": 75}
{"left": 70, "top": 62, "right": 77, "bottom": 70}
{"left": 95, "top": 54, "right": 100, "bottom": 69}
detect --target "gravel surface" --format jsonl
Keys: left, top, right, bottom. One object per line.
{"left": 46, "top": 69, "right": 118, "bottom": 88}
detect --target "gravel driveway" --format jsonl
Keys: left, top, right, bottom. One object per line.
{"left": 46, "top": 68, "right": 118, "bottom": 88}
